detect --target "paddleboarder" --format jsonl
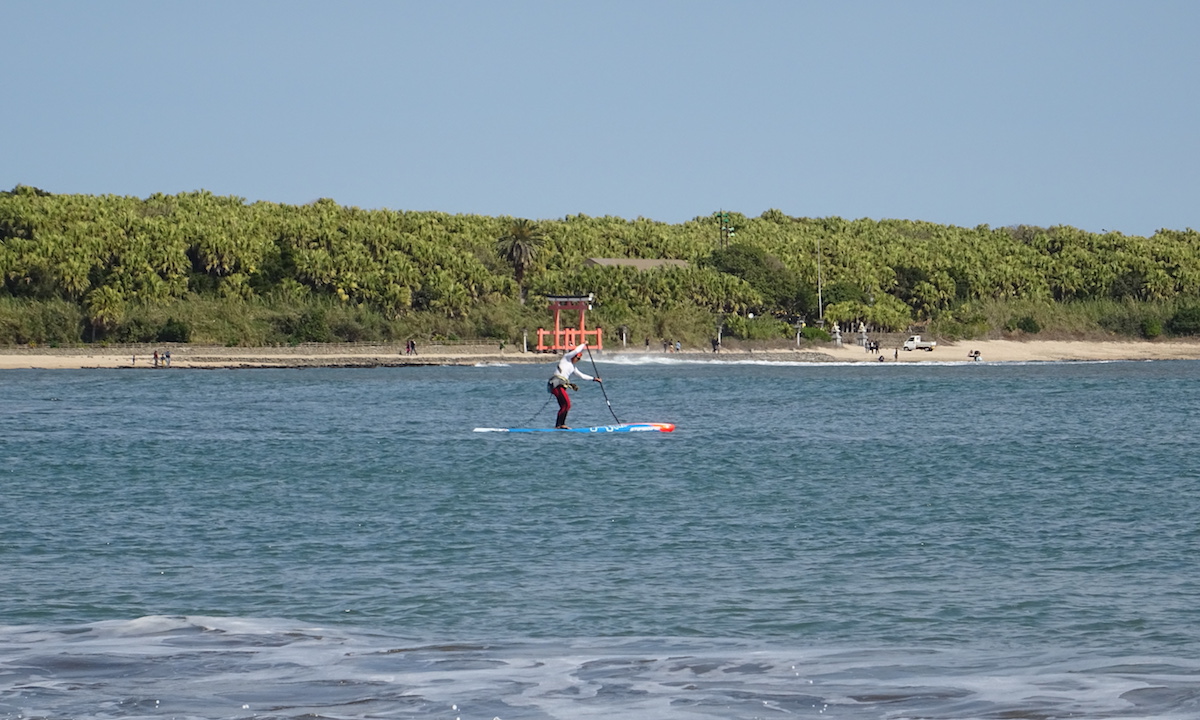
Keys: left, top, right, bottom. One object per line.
{"left": 548, "top": 343, "right": 602, "bottom": 429}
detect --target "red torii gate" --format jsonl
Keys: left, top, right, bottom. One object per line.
{"left": 536, "top": 294, "right": 603, "bottom": 352}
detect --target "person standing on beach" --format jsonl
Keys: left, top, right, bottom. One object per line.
{"left": 547, "top": 343, "right": 602, "bottom": 429}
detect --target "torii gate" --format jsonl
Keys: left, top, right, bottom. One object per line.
{"left": 536, "top": 293, "right": 603, "bottom": 352}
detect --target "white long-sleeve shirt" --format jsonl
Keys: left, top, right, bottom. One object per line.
{"left": 552, "top": 343, "right": 594, "bottom": 382}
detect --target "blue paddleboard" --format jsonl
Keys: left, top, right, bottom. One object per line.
{"left": 473, "top": 422, "right": 675, "bottom": 434}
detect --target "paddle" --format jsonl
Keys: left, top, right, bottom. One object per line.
{"left": 585, "top": 344, "right": 621, "bottom": 424}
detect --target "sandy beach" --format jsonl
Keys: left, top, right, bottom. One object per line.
{"left": 2, "top": 338, "right": 1200, "bottom": 369}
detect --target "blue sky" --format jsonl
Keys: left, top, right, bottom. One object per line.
{"left": 5, "top": 1, "right": 1197, "bottom": 236}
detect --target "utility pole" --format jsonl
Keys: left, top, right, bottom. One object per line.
{"left": 816, "top": 236, "right": 824, "bottom": 327}
{"left": 714, "top": 210, "right": 736, "bottom": 249}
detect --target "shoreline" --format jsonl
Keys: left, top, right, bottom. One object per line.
{"left": 2, "top": 338, "right": 1200, "bottom": 369}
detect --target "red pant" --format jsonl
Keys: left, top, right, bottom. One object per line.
{"left": 551, "top": 384, "right": 571, "bottom": 427}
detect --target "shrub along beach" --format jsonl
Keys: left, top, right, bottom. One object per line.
{"left": 3, "top": 185, "right": 1200, "bottom": 358}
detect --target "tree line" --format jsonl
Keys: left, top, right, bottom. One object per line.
{"left": 2, "top": 184, "right": 1199, "bottom": 346}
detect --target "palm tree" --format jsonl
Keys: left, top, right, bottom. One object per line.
{"left": 85, "top": 285, "right": 124, "bottom": 341}
{"left": 496, "top": 219, "right": 545, "bottom": 303}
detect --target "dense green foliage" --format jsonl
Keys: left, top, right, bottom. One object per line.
{"left": 704, "top": 243, "right": 816, "bottom": 315}
{"left": 2, "top": 185, "right": 1199, "bottom": 346}
{"left": 1167, "top": 305, "right": 1200, "bottom": 336}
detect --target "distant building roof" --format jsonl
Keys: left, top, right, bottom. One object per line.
{"left": 584, "top": 258, "right": 690, "bottom": 270}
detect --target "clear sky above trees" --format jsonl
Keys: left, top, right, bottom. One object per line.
{"left": 3, "top": 1, "right": 1198, "bottom": 236}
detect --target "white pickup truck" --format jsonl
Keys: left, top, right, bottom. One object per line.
{"left": 902, "top": 335, "right": 937, "bottom": 351}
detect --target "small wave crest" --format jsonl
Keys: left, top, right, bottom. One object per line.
{"left": 596, "top": 354, "right": 842, "bottom": 367}
{"left": 594, "top": 354, "right": 1116, "bottom": 368}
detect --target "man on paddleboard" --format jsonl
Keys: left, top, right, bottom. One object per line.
{"left": 548, "top": 343, "right": 602, "bottom": 429}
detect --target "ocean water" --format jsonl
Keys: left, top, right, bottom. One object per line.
{"left": 2, "top": 357, "right": 1199, "bottom": 719}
